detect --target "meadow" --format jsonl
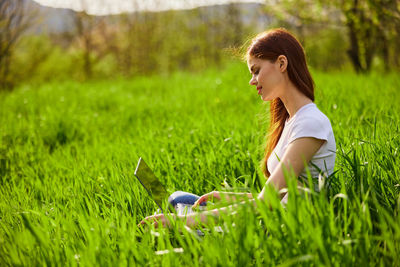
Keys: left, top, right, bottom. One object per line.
{"left": 0, "top": 62, "right": 399, "bottom": 266}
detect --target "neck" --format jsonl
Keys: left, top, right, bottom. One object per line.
{"left": 279, "top": 80, "right": 313, "bottom": 120}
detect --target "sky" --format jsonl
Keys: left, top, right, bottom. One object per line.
{"left": 32, "top": 0, "right": 265, "bottom": 15}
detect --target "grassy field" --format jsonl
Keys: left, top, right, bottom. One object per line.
{"left": 0, "top": 62, "right": 399, "bottom": 266}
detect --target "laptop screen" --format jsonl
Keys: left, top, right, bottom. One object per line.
{"left": 134, "top": 157, "right": 170, "bottom": 212}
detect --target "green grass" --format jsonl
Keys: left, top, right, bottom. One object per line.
{"left": 0, "top": 62, "right": 399, "bottom": 265}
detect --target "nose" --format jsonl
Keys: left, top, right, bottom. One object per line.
{"left": 249, "top": 75, "right": 257, "bottom": 85}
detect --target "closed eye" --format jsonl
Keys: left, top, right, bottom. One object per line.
{"left": 250, "top": 65, "right": 259, "bottom": 75}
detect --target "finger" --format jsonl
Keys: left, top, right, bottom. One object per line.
{"left": 136, "top": 224, "right": 146, "bottom": 234}
{"left": 138, "top": 219, "right": 149, "bottom": 226}
{"left": 137, "top": 221, "right": 150, "bottom": 234}
{"left": 193, "top": 196, "right": 205, "bottom": 209}
{"left": 137, "top": 220, "right": 148, "bottom": 228}
{"left": 192, "top": 201, "right": 199, "bottom": 209}
{"left": 139, "top": 215, "right": 158, "bottom": 226}
{"left": 138, "top": 219, "right": 157, "bottom": 229}
{"left": 212, "top": 191, "right": 221, "bottom": 200}
{"left": 153, "top": 217, "right": 168, "bottom": 229}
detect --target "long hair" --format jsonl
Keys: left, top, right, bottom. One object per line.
{"left": 246, "top": 28, "right": 315, "bottom": 177}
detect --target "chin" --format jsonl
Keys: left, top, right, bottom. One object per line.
{"left": 262, "top": 94, "right": 278, "bottom": 101}
{"left": 261, "top": 95, "right": 271, "bottom": 101}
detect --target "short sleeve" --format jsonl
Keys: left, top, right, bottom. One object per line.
{"left": 287, "top": 115, "right": 331, "bottom": 145}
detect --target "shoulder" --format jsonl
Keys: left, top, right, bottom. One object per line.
{"left": 298, "top": 104, "right": 331, "bottom": 124}
{"left": 287, "top": 104, "right": 333, "bottom": 143}
{"left": 293, "top": 104, "right": 332, "bottom": 129}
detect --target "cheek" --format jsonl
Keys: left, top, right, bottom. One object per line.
{"left": 271, "top": 73, "right": 283, "bottom": 87}
{"left": 260, "top": 70, "right": 281, "bottom": 88}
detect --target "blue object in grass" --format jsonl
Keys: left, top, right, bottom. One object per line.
{"left": 168, "top": 191, "right": 207, "bottom": 207}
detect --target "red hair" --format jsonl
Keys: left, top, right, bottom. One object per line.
{"left": 246, "top": 28, "right": 315, "bottom": 177}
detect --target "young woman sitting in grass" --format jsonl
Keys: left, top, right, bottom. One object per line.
{"left": 139, "top": 28, "right": 336, "bottom": 228}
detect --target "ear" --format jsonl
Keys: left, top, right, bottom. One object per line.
{"left": 277, "top": 55, "right": 288, "bottom": 72}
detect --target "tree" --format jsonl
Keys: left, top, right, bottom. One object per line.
{"left": 262, "top": 0, "right": 400, "bottom": 72}
{"left": 340, "top": 0, "right": 378, "bottom": 72}
{"left": 368, "top": 0, "right": 400, "bottom": 70}
{"left": 73, "top": 0, "right": 116, "bottom": 80}
{"left": 332, "top": 0, "right": 400, "bottom": 72}
{"left": 262, "top": 0, "right": 339, "bottom": 44}
{"left": 0, "top": 0, "right": 38, "bottom": 89}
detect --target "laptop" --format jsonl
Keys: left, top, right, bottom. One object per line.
{"left": 134, "top": 157, "right": 201, "bottom": 215}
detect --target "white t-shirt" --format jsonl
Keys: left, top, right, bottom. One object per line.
{"left": 267, "top": 102, "right": 336, "bottom": 199}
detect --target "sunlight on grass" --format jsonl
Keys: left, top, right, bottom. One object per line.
{"left": 0, "top": 63, "right": 399, "bottom": 265}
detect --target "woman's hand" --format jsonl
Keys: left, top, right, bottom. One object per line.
{"left": 138, "top": 213, "right": 176, "bottom": 229}
{"left": 193, "top": 191, "right": 254, "bottom": 209}
{"left": 138, "top": 213, "right": 201, "bottom": 229}
{"left": 192, "top": 191, "right": 221, "bottom": 209}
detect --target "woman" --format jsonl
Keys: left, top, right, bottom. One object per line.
{"left": 139, "top": 28, "right": 336, "bottom": 228}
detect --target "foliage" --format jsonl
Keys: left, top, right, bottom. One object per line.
{"left": 1, "top": 3, "right": 261, "bottom": 89}
{"left": 0, "top": 0, "right": 38, "bottom": 89}
{"left": 2, "top": 1, "right": 400, "bottom": 89}
{"left": 262, "top": 0, "right": 400, "bottom": 72}
{"left": 0, "top": 62, "right": 399, "bottom": 265}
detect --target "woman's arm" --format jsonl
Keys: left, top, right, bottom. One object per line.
{"left": 139, "top": 199, "right": 256, "bottom": 228}
{"left": 139, "top": 137, "right": 325, "bottom": 228}
{"left": 192, "top": 191, "right": 254, "bottom": 209}
{"left": 181, "top": 199, "right": 257, "bottom": 227}
{"left": 258, "top": 136, "right": 325, "bottom": 200}
{"left": 192, "top": 137, "right": 325, "bottom": 225}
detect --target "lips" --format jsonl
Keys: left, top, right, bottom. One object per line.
{"left": 257, "top": 86, "right": 262, "bottom": 95}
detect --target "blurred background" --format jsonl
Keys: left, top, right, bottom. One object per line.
{"left": 1, "top": 0, "right": 399, "bottom": 90}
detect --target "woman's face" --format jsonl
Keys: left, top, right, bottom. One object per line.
{"left": 247, "top": 56, "right": 284, "bottom": 101}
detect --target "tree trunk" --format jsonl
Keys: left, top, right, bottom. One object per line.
{"left": 346, "top": 19, "right": 363, "bottom": 72}
{"left": 343, "top": 0, "right": 376, "bottom": 72}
